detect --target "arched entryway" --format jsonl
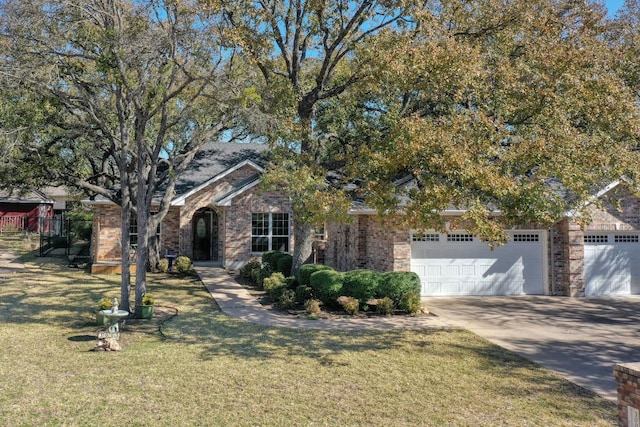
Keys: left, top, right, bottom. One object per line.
{"left": 192, "top": 208, "right": 219, "bottom": 261}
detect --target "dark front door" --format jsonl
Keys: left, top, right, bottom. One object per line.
{"left": 193, "top": 209, "right": 214, "bottom": 261}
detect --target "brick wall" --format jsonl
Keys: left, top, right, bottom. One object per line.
{"left": 614, "top": 363, "right": 640, "bottom": 427}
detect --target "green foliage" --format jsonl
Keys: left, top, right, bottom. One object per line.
{"left": 97, "top": 296, "right": 112, "bottom": 310}
{"left": 277, "top": 289, "right": 296, "bottom": 310}
{"left": 297, "top": 264, "right": 334, "bottom": 287}
{"left": 175, "top": 256, "right": 192, "bottom": 275}
{"left": 66, "top": 207, "right": 93, "bottom": 241}
{"left": 337, "top": 296, "right": 359, "bottom": 316}
{"left": 341, "top": 270, "right": 381, "bottom": 307}
{"left": 263, "top": 272, "right": 287, "bottom": 301}
{"left": 295, "top": 284, "right": 313, "bottom": 303}
{"left": 309, "top": 269, "right": 344, "bottom": 307}
{"left": 157, "top": 258, "right": 169, "bottom": 273}
{"left": 261, "top": 251, "right": 280, "bottom": 269}
{"left": 400, "top": 291, "right": 421, "bottom": 315}
{"left": 276, "top": 254, "right": 293, "bottom": 277}
{"left": 378, "top": 272, "right": 421, "bottom": 306}
{"left": 241, "top": 259, "right": 263, "bottom": 280}
{"left": 376, "top": 297, "right": 394, "bottom": 316}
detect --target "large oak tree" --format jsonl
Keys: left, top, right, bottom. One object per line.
{"left": 0, "top": 0, "right": 251, "bottom": 312}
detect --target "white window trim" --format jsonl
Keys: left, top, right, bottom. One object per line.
{"left": 251, "top": 212, "right": 290, "bottom": 253}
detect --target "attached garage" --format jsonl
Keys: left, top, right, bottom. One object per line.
{"left": 584, "top": 233, "right": 640, "bottom": 296}
{"left": 411, "top": 231, "right": 547, "bottom": 296}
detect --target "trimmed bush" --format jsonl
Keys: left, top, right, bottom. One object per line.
{"left": 400, "top": 291, "right": 421, "bottom": 315}
{"left": 305, "top": 299, "right": 322, "bottom": 315}
{"left": 157, "top": 258, "right": 169, "bottom": 273}
{"left": 378, "top": 271, "right": 421, "bottom": 305}
{"left": 341, "top": 270, "right": 381, "bottom": 307}
{"left": 298, "top": 264, "right": 334, "bottom": 287}
{"left": 276, "top": 254, "right": 293, "bottom": 277}
{"left": 175, "top": 256, "right": 192, "bottom": 275}
{"left": 263, "top": 272, "right": 287, "bottom": 300}
{"left": 295, "top": 285, "right": 313, "bottom": 303}
{"left": 261, "top": 251, "right": 280, "bottom": 270}
{"left": 337, "top": 296, "right": 359, "bottom": 315}
{"left": 309, "top": 269, "right": 344, "bottom": 307}
{"left": 240, "top": 259, "right": 262, "bottom": 280}
{"left": 376, "top": 297, "right": 394, "bottom": 316}
{"left": 277, "top": 289, "right": 296, "bottom": 310}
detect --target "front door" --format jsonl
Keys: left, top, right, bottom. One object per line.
{"left": 192, "top": 209, "right": 218, "bottom": 261}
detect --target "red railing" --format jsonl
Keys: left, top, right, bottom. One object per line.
{"left": 0, "top": 216, "right": 28, "bottom": 232}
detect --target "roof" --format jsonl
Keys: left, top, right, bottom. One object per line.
{"left": 84, "top": 141, "right": 269, "bottom": 206}
{"left": 0, "top": 189, "right": 54, "bottom": 204}
{"left": 169, "top": 141, "right": 269, "bottom": 199}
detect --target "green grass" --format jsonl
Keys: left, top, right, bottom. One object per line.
{"left": 0, "top": 236, "right": 616, "bottom": 426}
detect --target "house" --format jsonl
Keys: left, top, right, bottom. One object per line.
{"left": 324, "top": 181, "right": 640, "bottom": 298}
{"left": 84, "top": 142, "right": 294, "bottom": 273}
{"left": 0, "top": 189, "right": 55, "bottom": 233}
{"left": 84, "top": 140, "right": 640, "bottom": 297}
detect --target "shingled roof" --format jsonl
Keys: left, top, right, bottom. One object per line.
{"left": 170, "top": 141, "right": 269, "bottom": 199}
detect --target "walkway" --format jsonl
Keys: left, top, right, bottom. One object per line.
{"left": 195, "top": 264, "right": 452, "bottom": 331}
{"left": 0, "top": 248, "right": 24, "bottom": 276}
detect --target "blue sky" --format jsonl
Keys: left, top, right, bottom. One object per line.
{"left": 605, "top": 0, "right": 624, "bottom": 16}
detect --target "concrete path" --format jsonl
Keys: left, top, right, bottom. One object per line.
{"left": 195, "top": 264, "right": 451, "bottom": 331}
{"left": 0, "top": 248, "right": 24, "bottom": 275}
{"left": 422, "top": 296, "right": 640, "bottom": 401}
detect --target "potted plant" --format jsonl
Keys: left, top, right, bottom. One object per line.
{"left": 96, "top": 296, "right": 112, "bottom": 325}
{"left": 139, "top": 292, "right": 154, "bottom": 319}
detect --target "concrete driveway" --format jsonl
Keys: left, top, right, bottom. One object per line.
{"left": 422, "top": 296, "right": 640, "bottom": 401}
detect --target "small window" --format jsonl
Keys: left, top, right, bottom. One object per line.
{"left": 412, "top": 233, "right": 440, "bottom": 242}
{"left": 615, "top": 234, "right": 639, "bottom": 243}
{"left": 251, "top": 213, "right": 290, "bottom": 252}
{"left": 584, "top": 235, "right": 608, "bottom": 243}
{"left": 129, "top": 213, "right": 161, "bottom": 246}
{"left": 447, "top": 233, "right": 473, "bottom": 242}
{"left": 512, "top": 233, "right": 539, "bottom": 242}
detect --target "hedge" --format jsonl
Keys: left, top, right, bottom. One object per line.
{"left": 297, "top": 264, "right": 334, "bottom": 287}
{"left": 378, "top": 271, "right": 421, "bottom": 305}
{"left": 341, "top": 270, "right": 381, "bottom": 307}
{"left": 309, "top": 269, "right": 344, "bottom": 307}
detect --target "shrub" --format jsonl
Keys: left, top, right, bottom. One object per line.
{"left": 298, "top": 264, "right": 334, "bottom": 287}
{"left": 261, "top": 251, "right": 280, "bottom": 270}
{"left": 263, "top": 272, "right": 287, "bottom": 300}
{"left": 295, "top": 285, "right": 313, "bottom": 303}
{"left": 341, "top": 270, "right": 381, "bottom": 307}
{"left": 376, "top": 297, "right": 394, "bottom": 316}
{"left": 240, "top": 259, "right": 262, "bottom": 279}
{"left": 175, "top": 256, "right": 192, "bottom": 275}
{"left": 309, "top": 269, "right": 344, "bottom": 307}
{"left": 253, "top": 265, "right": 272, "bottom": 287}
{"left": 305, "top": 299, "right": 322, "bottom": 315}
{"left": 400, "top": 291, "right": 421, "bottom": 315}
{"left": 337, "top": 296, "right": 359, "bottom": 315}
{"left": 276, "top": 254, "right": 293, "bottom": 277}
{"left": 157, "top": 258, "right": 169, "bottom": 273}
{"left": 378, "top": 272, "right": 421, "bottom": 305}
{"left": 277, "top": 289, "right": 296, "bottom": 310}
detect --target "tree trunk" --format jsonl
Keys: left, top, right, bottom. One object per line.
{"left": 291, "top": 218, "right": 315, "bottom": 276}
{"left": 119, "top": 184, "right": 132, "bottom": 313}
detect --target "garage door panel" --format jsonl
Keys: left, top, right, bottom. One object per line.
{"left": 411, "top": 231, "right": 544, "bottom": 296}
{"left": 584, "top": 235, "right": 640, "bottom": 296}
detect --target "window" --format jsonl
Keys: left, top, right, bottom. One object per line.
{"left": 585, "top": 235, "right": 608, "bottom": 243}
{"left": 512, "top": 233, "right": 539, "bottom": 242}
{"left": 129, "top": 214, "right": 161, "bottom": 247}
{"left": 615, "top": 234, "right": 639, "bottom": 243}
{"left": 447, "top": 233, "right": 473, "bottom": 242}
{"left": 251, "top": 213, "right": 290, "bottom": 252}
{"left": 412, "top": 233, "right": 440, "bottom": 242}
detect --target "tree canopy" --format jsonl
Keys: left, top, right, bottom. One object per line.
{"left": 0, "top": 0, "right": 252, "bottom": 311}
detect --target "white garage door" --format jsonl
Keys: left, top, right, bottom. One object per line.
{"left": 584, "top": 233, "right": 640, "bottom": 296}
{"left": 411, "top": 231, "right": 546, "bottom": 296}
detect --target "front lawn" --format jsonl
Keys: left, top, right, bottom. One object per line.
{"left": 0, "top": 236, "right": 616, "bottom": 426}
